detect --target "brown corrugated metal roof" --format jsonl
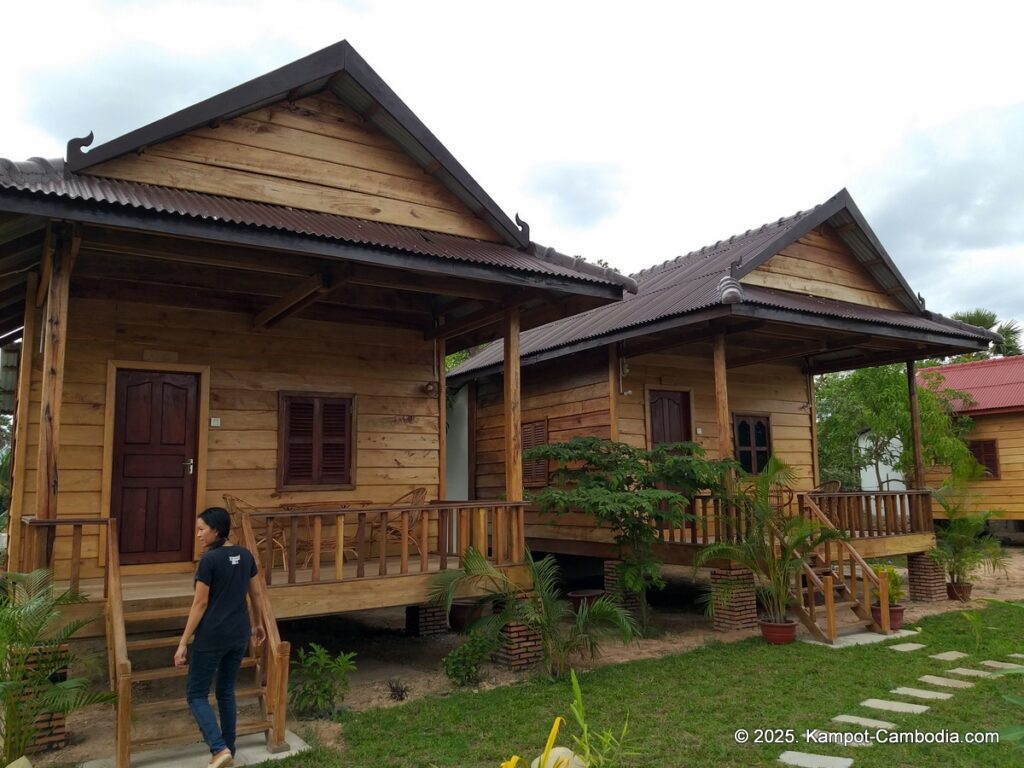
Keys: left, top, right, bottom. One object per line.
{"left": 0, "top": 157, "right": 635, "bottom": 291}
{"left": 451, "top": 190, "right": 995, "bottom": 378}
{"left": 919, "top": 356, "right": 1024, "bottom": 414}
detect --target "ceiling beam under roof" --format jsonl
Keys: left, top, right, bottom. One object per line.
{"left": 252, "top": 273, "right": 330, "bottom": 330}
{"left": 727, "top": 333, "right": 873, "bottom": 369}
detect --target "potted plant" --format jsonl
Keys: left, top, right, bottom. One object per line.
{"left": 929, "top": 487, "right": 1008, "bottom": 602}
{"left": 870, "top": 563, "right": 906, "bottom": 630}
{"left": 695, "top": 457, "right": 848, "bottom": 644}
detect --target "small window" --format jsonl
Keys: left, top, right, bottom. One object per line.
{"left": 279, "top": 392, "right": 355, "bottom": 489}
{"left": 968, "top": 439, "right": 999, "bottom": 479}
{"left": 733, "top": 414, "right": 771, "bottom": 474}
{"left": 522, "top": 419, "right": 549, "bottom": 488}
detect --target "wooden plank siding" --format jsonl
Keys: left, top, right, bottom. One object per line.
{"left": 926, "top": 411, "right": 1024, "bottom": 520}
{"left": 742, "top": 228, "right": 905, "bottom": 311}
{"left": 19, "top": 296, "right": 441, "bottom": 581}
{"left": 83, "top": 94, "right": 499, "bottom": 242}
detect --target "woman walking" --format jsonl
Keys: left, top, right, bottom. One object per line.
{"left": 175, "top": 507, "right": 266, "bottom": 768}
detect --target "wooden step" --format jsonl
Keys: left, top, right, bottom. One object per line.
{"left": 127, "top": 636, "right": 192, "bottom": 652}
{"left": 133, "top": 657, "right": 257, "bottom": 683}
{"left": 123, "top": 608, "right": 191, "bottom": 623}
{"left": 130, "top": 718, "right": 270, "bottom": 749}
{"left": 131, "top": 686, "right": 266, "bottom": 717}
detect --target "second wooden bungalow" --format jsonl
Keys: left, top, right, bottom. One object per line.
{"left": 448, "top": 190, "right": 995, "bottom": 640}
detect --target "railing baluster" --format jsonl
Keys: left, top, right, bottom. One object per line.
{"left": 334, "top": 514, "right": 344, "bottom": 581}
{"left": 379, "top": 510, "right": 388, "bottom": 576}
{"left": 400, "top": 510, "right": 409, "bottom": 574}
{"left": 264, "top": 518, "right": 274, "bottom": 585}
{"left": 356, "top": 512, "right": 367, "bottom": 578}
{"left": 494, "top": 506, "right": 506, "bottom": 565}
{"left": 439, "top": 508, "right": 449, "bottom": 570}
{"left": 419, "top": 508, "right": 429, "bottom": 572}
{"left": 458, "top": 509, "right": 470, "bottom": 559}
{"left": 287, "top": 517, "right": 298, "bottom": 584}
{"left": 311, "top": 516, "right": 322, "bottom": 583}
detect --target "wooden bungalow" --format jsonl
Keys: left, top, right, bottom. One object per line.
{"left": 0, "top": 41, "right": 635, "bottom": 763}
{"left": 448, "top": 189, "right": 996, "bottom": 641}
{"left": 922, "top": 356, "right": 1024, "bottom": 532}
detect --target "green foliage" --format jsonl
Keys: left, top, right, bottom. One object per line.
{"left": 961, "top": 610, "right": 984, "bottom": 651}
{"left": 871, "top": 563, "right": 906, "bottom": 605}
{"left": 525, "top": 437, "right": 734, "bottom": 622}
{"left": 815, "top": 364, "right": 979, "bottom": 490}
{"left": 430, "top": 548, "right": 638, "bottom": 678}
{"left": 0, "top": 570, "right": 114, "bottom": 765}
{"left": 289, "top": 643, "right": 357, "bottom": 718}
{"left": 695, "top": 457, "right": 849, "bottom": 624}
{"left": 951, "top": 308, "right": 1023, "bottom": 359}
{"left": 995, "top": 603, "right": 1024, "bottom": 750}
{"left": 929, "top": 486, "right": 1008, "bottom": 587}
{"left": 443, "top": 629, "right": 496, "bottom": 687}
{"left": 568, "top": 670, "right": 636, "bottom": 767}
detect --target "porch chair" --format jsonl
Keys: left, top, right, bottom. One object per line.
{"left": 223, "top": 495, "right": 289, "bottom": 571}
{"left": 811, "top": 480, "right": 842, "bottom": 494}
{"left": 276, "top": 499, "right": 373, "bottom": 568}
{"left": 367, "top": 487, "right": 429, "bottom": 555}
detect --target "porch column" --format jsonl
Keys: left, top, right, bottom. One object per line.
{"left": 905, "top": 360, "right": 926, "bottom": 489}
{"left": 7, "top": 272, "right": 39, "bottom": 571}
{"left": 713, "top": 334, "right": 733, "bottom": 461}
{"left": 503, "top": 308, "right": 523, "bottom": 503}
{"left": 33, "top": 227, "right": 79, "bottom": 563}
{"left": 437, "top": 337, "right": 447, "bottom": 500}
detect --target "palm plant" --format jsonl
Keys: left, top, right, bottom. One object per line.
{"left": 430, "top": 548, "right": 638, "bottom": 677}
{"left": 929, "top": 486, "right": 1007, "bottom": 597}
{"left": 0, "top": 569, "right": 114, "bottom": 764}
{"left": 694, "top": 457, "right": 848, "bottom": 626}
{"left": 952, "top": 308, "right": 1022, "bottom": 358}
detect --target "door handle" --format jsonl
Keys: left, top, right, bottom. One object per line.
{"left": 184, "top": 458, "right": 195, "bottom": 475}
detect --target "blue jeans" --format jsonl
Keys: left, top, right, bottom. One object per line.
{"left": 186, "top": 643, "right": 248, "bottom": 755}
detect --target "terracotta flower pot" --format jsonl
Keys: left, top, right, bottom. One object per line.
{"left": 567, "top": 588, "right": 605, "bottom": 612}
{"left": 871, "top": 603, "right": 906, "bottom": 631}
{"left": 759, "top": 619, "right": 797, "bottom": 645}
{"left": 947, "top": 582, "right": 973, "bottom": 602}
{"left": 448, "top": 600, "right": 485, "bottom": 632}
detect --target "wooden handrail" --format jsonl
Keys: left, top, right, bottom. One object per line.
{"left": 106, "top": 522, "right": 132, "bottom": 768}
{"left": 19, "top": 516, "right": 109, "bottom": 589}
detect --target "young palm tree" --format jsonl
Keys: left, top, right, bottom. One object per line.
{"left": 430, "top": 549, "right": 638, "bottom": 677}
{"left": 952, "top": 308, "right": 1022, "bottom": 358}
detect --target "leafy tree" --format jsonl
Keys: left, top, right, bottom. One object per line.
{"left": 815, "top": 364, "right": 979, "bottom": 490}
{"left": 951, "top": 308, "right": 1022, "bottom": 359}
{"left": 524, "top": 437, "right": 734, "bottom": 626}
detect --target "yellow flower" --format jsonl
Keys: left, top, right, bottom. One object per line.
{"left": 540, "top": 717, "right": 566, "bottom": 768}
{"left": 501, "top": 757, "right": 525, "bottom": 768}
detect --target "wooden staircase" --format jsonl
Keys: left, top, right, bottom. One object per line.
{"left": 789, "top": 495, "right": 891, "bottom": 644}
{"left": 105, "top": 521, "right": 291, "bottom": 767}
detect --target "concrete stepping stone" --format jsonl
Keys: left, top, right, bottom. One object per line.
{"left": 891, "top": 686, "right": 953, "bottom": 700}
{"left": 948, "top": 667, "right": 996, "bottom": 678}
{"left": 929, "top": 651, "right": 968, "bottom": 661}
{"left": 981, "top": 660, "right": 1024, "bottom": 670}
{"left": 832, "top": 714, "right": 896, "bottom": 729}
{"left": 861, "top": 698, "right": 929, "bottom": 714}
{"left": 778, "top": 751, "right": 853, "bottom": 768}
{"left": 889, "top": 642, "right": 926, "bottom": 652}
{"left": 918, "top": 675, "right": 974, "bottom": 689}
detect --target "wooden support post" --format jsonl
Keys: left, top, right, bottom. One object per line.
{"left": 34, "top": 227, "right": 79, "bottom": 528}
{"left": 823, "top": 575, "right": 836, "bottom": 642}
{"left": 607, "top": 343, "right": 620, "bottom": 442}
{"left": 713, "top": 333, "right": 733, "bottom": 461}
{"left": 437, "top": 337, "right": 447, "bottom": 500}
{"left": 504, "top": 308, "right": 523, "bottom": 503}
{"left": 8, "top": 272, "right": 39, "bottom": 570}
{"left": 906, "top": 360, "right": 926, "bottom": 490}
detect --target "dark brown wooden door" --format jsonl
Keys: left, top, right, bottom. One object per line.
{"left": 649, "top": 390, "right": 692, "bottom": 446}
{"left": 111, "top": 370, "right": 199, "bottom": 564}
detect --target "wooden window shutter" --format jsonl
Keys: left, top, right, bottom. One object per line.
{"left": 522, "top": 419, "right": 549, "bottom": 488}
{"left": 280, "top": 393, "right": 354, "bottom": 488}
{"left": 968, "top": 439, "right": 999, "bottom": 478}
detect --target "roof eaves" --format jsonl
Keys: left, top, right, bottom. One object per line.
{"left": 64, "top": 40, "right": 531, "bottom": 250}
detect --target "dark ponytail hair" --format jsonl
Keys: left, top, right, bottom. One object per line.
{"left": 199, "top": 506, "right": 231, "bottom": 541}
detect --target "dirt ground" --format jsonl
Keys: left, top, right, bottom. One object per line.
{"left": 34, "top": 547, "right": 1024, "bottom": 767}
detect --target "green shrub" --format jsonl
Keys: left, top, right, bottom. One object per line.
{"left": 289, "top": 643, "right": 357, "bottom": 718}
{"left": 443, "top": 629, "right": 496, "bottom": 687}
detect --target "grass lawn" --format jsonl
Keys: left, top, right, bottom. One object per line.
{"left": 259, "top": 601, "right": 1024, "bottom": 768}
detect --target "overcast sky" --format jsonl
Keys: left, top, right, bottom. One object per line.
{"left": 3, "top": 1, "right": 1022, "bottom": 323}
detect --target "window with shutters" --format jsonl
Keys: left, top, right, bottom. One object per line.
{"left": 733, "top": 414, "right": 772, "bottom": 474}
{"left": 522, "top": 419, "right": 549, "bottom": 488}
{"left": 278, "top": 392, "right": 355, "bottom": 489}
{"left": 967, "top": 439, "right": 999, "bottom": 479}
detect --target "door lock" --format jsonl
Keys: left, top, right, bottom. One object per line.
{"left": 183, "top": 458, "right": 195, "bottom": 475}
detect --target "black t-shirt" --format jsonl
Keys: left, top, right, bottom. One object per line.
{"left": 193, "top": 542, "right": 257, "bottom": 652}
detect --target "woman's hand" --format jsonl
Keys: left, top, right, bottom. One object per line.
{"left": 174, "top": 642, "right": 188, "bottom": 667}
{"left": 252, "top": 625, "right": 267, "bottom": 647}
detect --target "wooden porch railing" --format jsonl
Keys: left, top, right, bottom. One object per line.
{"left": 805, "top": 490, "right": 932, "bottom": 538}
{"left": 225, "top": 498, "right": 527, "bottom": 588}
{"left": 18, "top": 516, "right": 109, "bottom": 594}
{"left": 106, "top": 522, "right": 132, "bottom": 768}
{"left": 657, "top": 494, "right": 753, "bottom": 546}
